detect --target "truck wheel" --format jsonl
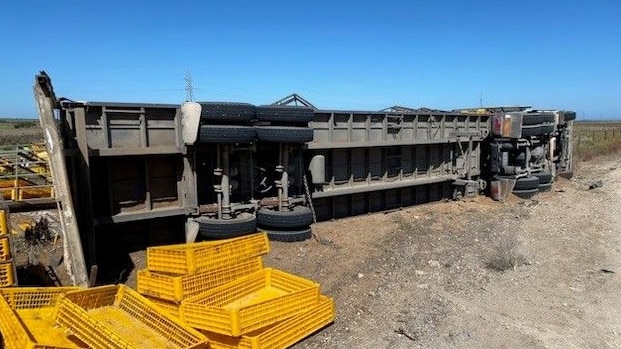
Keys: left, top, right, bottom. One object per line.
{"left": 254, "top": 126, "right": 313, "bottom": 143}
{"left": 513, "top": 176, "right": 539, "bottom": 191}
{"left": 257, "top": 206, "right": 314, "bottom": 229}
{"left": 255, "top": 105, "right": 315, "bottom": 123}
{"left": 513, "top": 188, "right": 539, "bottom": 199}
{"left": 522, "top": 124, "right": 555, "bottom": 137}
{"left": 533, "top": 172, "right": 553, "bottom": 185}
{"left": 199, "top": 125, "right": 256, "bottom": 143}
{"left": 562, "top": 111, "right": 576, "bottom": 121}
{"left": 521, "top": 125, "right": 541, "bottom": 137}
{"left": 264, "top": 228, "right": 312, "bottom": 242}
{"left": 522, "top": 113, "right": 555, "bottom": 125}
{"left": 538, "top": 183, "right": 552, "bottom": 192}
{"left": 540, "top": 124, "right": 555, "bottom": 135}
{"left": 199, "top": 102, "right": 255, "bottom": 123}
{"left": 195, "top": 213, "right": 257, "bottom": 239}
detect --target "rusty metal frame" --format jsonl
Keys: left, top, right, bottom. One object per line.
{"left": 271, "top": 93, "right": 317, "bottom": 110}
{"left": 33, "top": 72, "right": 89, "bottom": 287}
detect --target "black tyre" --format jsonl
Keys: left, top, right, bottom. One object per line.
{"left": 521, "top": 125, "right": 541, "bottom": 137}
{"left": 513, "top": 176, "right": 539, "bottom": 191}
{"left": 540, "top": 124, "right": 555, "bottom": 135}
{"left": 195, "top": 213, "right": 257, "bottom": 239}
{"left": 522, "top": 113, "right": 555, "bottom": 125}
{"left": 199, "top": 102, "right": 255, "bottom": 123}
{"left": 199, "top": 125, "right": 256, "bottom": 143}
{"left": 522, "top": 123, "right": 555, "bottom": 137}
{"left": 562, "top": 111, "right": 576, "bottom": 121}
{"left": 538, "top": 183, "right": 552, "bottom": 192}
{"left": 533, "top": 172, "right": 553, "bottom": 185}
{"left": 264, "top": 228, "right": 312, "bottom": 242}
{"left": 257, "top": 206, "right": 314, "bottom": 229}
{"left": 255, "top": 105, "right": 315, "bottom": 123}
{"left": 254, "top": 126, "right": 314, "bottom": 143}
{"left": 513, "top": 188, "right": 539, "bottom": 199}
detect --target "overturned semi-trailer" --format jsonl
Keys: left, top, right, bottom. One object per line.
{"left": 33, "top": 72, "right": 574, "bottom": 286}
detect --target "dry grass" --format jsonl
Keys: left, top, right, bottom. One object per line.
{"left": 487, "top": 235, "right": 528, "bottom": 271}
{"left": 575, "top": 138, "right": 621, "bottom": 162}
{"left": 0, "top": 119, "right": 43, "bottom": 145}
{"left": 573, "top": 121, "right": 621, "bottom": 162}
{"left": 393, "top": 213, "right": 428, "bottom": 236}
{"left": 394, "top": 214, "right": 415, "bottom": 232}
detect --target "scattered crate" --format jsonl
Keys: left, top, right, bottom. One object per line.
{"left": 147, "top": 232, "right": 270, "bottom": 275}
{"left": 138, "top": 257, "right": 263, "bottom": 303}
{"left": 205, "top": 295, "right": 335, "bottom": 349}
{"left": 0, "top": 261, "right": 15, "bottom": 287}
{"left": 18, "top": 186, "right": 54, "bottom": 200}
{"left": 144, "top": 295, "right": 181, "bottom": 319}
{"left": 0, "top": 236, "right": 11, "bottom": 261}
{"left": 0, "top": 210, "right": 7, "bottom": 235}
{"left": 56, "top": 284, "right": 208, "bottom": 349}
{"left": 181, "top": 268, "right": 320, "bottom": 336}
{"left": 0, "top": 287, "right": 86, "bottom": 349}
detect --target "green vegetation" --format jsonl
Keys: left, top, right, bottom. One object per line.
{"left": 12, "top": 121, "right": 39, "bottom": 129}
{"left": 0, "top": 118, "right": 38, "bottom": 123}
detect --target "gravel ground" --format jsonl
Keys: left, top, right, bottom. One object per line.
{"left": 263, "top": 154, "right": 621, "bottom": 348}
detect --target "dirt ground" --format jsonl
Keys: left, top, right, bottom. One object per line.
{"left": 7, "top": 154, "right": 621, "bottom": 348}
{"left": 263, "top": 154, "right": 621, "bottom": 349}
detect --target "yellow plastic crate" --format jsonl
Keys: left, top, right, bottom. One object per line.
{"left": 147, "top": 232, "right": 270, "bottom": 275}
{"left": 56, "top": 284, "right": 208, "bottom": 349}
{"left": 206, "top": 295, "right": 335, "bottom": 349}
{"left": 138, "top": 257, "right": 263, "bottom": 303}
{"left": 144, "top": 296, "right": 182, "bottom": 320}
{"left": 0, "top": 261, "right": 15, "bottom": 287}
{"left": 181, "top": 268, "right": 320, "bottom": 336}
{"left": 0, "top": 210, "right": 7, "bottom": 235}
{"left": 0, "top": 188, "right": 14, "bottom": 201}
{"left": 0, "top": 236, "right": 11, "bottom": 261}
{"left": 18, "top": 186, "right": 54, "bottom": 200}
{"left": 0, "top": 287, "right": 86, "bottom": 349}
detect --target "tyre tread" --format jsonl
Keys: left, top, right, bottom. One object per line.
{"left": 265, "top": 228, "right": 312, "bottom": 242}
{"left": 257, "top": 206, "right": 314, "bottom": 229}
{"left": 255, "top": 105, "right": 315, "bottom": 123}
{"left": 199, "top": 125, "right": 255, "bottom": 143}
{"left": 195, "top": 214, "right": 257, "bottom": 239}
{"left": 254, "top": 126, "right": 313, "bottom": 143}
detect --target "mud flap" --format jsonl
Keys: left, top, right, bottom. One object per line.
{"left": 185, "top": 218, "right": 200, "bottom": 243}
{"left": 490, "top": 178, "right": 516, "bottom": 201}
{"left": 181, "top": 102, "right": 201, "bottom": 145}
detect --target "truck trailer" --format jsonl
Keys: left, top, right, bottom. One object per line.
{"left": 32, "top": 72, "right": 574, "bottom": 287}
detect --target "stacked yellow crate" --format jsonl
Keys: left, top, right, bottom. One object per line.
{"left": 0, "top": 285, "right": 208, "bottom": 349}
{"left": 54, "top": 285, "right": 208, "bottom": 349}
{"left": 0, "top": 209, "right": 15, "bottom": 287}
{"left": 0, "top": 287, "right": 87, "bottom": 348}
{"left": 137, "top": 233, "right": 271, "bottom": 314}
{"left": 138, "top": 232, "right": 336, "bottom": 349}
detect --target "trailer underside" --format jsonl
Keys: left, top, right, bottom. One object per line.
{"left": 33, "top": 73, "right": 572, "bottom": 286}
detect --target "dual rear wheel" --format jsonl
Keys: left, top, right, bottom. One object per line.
{"left": 512, "top": 171, "right": 553, "bottom": 199}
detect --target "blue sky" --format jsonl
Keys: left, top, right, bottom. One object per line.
{"left": 1, "top": 0, "right": 620, "bottom": 118}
